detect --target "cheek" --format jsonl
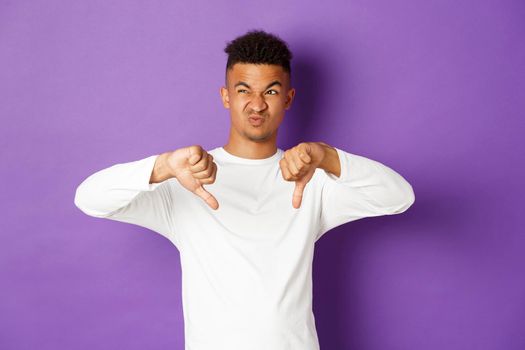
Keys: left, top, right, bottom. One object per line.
{"left": 230, "top": 111, "right": 245, "bottom": 128}
{"left": 231, "top": 98, "right": 248, "bottom": 111}
{"left": 269, "top": 98, "right": 286, "bottom": 113}
{"left": 271, "top": 95, "right": 286, "bottom": 106}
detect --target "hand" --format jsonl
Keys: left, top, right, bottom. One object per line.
{"left": 166, "top": 145, "right": 219, "bottom": 210}
{"left": 279, "top": 142, "right": 327, "bottom": 209}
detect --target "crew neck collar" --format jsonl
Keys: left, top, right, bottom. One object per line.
{"left": 216, "top": 146, "right": 283, "bottom": 165}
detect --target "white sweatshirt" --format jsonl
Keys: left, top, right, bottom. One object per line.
{"left": 74, "top": 146, "right": 415, "bottom": 350}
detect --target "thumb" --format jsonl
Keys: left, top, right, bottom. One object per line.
{"left": 292, "top": 181, "right": 306, "bottom": 209}
{"left": 194, "top": 185, "right": 219, "bottom": 210}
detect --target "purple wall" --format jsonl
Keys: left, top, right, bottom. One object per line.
{"left": 1, "top": 0, "right": 523, "bottom": 349}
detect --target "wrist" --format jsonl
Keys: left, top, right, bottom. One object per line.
{"left": 317, "top": 143, "right": 341, "bottom": 178}
{"left": 150, "top": 152, "right": 176, "bottom": 184}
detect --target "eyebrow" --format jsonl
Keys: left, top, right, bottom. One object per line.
{"left": 234, "top": 80, "right": 282, "bottom": 90}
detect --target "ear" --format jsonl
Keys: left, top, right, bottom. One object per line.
{"left": 284, "top": 87, "right": 296, "bottom": 110}
{"left": 220, "top": 86, "right": 230, "bottom": 109}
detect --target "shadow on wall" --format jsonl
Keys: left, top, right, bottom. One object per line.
{"left": 277, "top": 41, "right": 362, "bottom": 348}
{"left": 279, "top": 44, "right": 337, "bottom": 150}
{"left": 312, "top": 183, "right": 474, "bottom": 348}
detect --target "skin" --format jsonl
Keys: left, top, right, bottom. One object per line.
{"left": 219, "top": 63, "right": 295, "bottom": 159}
{"left": 152, "top": 62, "right": 341, "bottom": 210}
{"left": 219, "top": 63, "right": 341, "bottom": 208}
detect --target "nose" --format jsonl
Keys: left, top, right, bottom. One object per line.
{"left": 250, "top": 93, "right": 268, "bottom": 112}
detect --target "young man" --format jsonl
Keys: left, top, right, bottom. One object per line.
{"left": 74, "top": 30, "right": 415, "bottom": 350}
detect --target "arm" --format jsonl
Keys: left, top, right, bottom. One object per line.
{"left": 316, "top": 145, "right": 415, "bottom": 241}
{"left": 73, "top": 153, "right": 177, "bottom": 241}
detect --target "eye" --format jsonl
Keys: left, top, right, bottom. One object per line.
{"left": 237, "top": 89, "right": 249, "bottom": 94}
{"left": 266, "top": 90, "right": 279, "bottom": 95}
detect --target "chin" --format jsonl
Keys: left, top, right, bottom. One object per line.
{"left": 244, "top": 131, "right": 272, "bottom": 142}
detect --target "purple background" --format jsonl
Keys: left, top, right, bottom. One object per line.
{"left": 1, "top": 0, "right": 524, "bottom": 349}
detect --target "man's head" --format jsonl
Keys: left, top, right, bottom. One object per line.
{"left": 220, "top": 30, "right": 295, "bottom": 144}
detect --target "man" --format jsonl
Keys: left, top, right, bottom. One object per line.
{"left": 74, "top": 29, "right": 415, "bottom": 350}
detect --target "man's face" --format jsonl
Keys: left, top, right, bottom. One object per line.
{"left": 220, "top": 63, "right": 295, "bottom": 143}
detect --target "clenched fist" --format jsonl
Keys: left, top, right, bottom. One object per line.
{"left": 279, "top": 142, "right": 331, "bottom": 209}
{"left": 166, "top": 145, "right": 219, "bottom": 210}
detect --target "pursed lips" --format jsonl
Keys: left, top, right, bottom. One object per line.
{"left": 248, "top": 115, "right": 265, "bottom": 126}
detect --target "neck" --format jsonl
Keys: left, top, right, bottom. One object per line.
{"left": 223, "top": 131, "right": 278, "bottom": 159}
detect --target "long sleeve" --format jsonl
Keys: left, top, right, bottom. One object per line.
{"left": 74, "top": 154, "right": 177, "bottom": 242}
{"left": 316, "top": 147, "right": 415, "bottom": 241}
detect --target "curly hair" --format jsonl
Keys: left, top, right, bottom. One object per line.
{"left": 224, "top": 29, "right": 293, "bottom": 76}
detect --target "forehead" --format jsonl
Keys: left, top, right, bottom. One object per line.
{"left": 226, "top": 63, "right": 289, "bottom": 87}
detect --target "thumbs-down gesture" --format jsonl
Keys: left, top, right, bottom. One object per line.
{"left": 279, "top": 142, "right": 341, "bottom": 209}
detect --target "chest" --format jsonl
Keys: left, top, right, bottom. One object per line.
{"left": 171, "top": 163, "right": 324, "bottom": 243}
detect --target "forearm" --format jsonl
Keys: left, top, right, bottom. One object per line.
{"left": 150, "top": 152, "right": 176, "bottom": 184}
{"left": 323, "top": 146, "right": 415, "bottom": 214}
{"left": 74, "top": 154, "right": 162, "bottom": 217}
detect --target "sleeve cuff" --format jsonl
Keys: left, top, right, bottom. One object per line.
{"left": 137, "top": 155, "right": 164, "bottom": 191}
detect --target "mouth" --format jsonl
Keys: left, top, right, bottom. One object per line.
{"left": 248, "top": 115, "right": 265, "bottom": 127}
